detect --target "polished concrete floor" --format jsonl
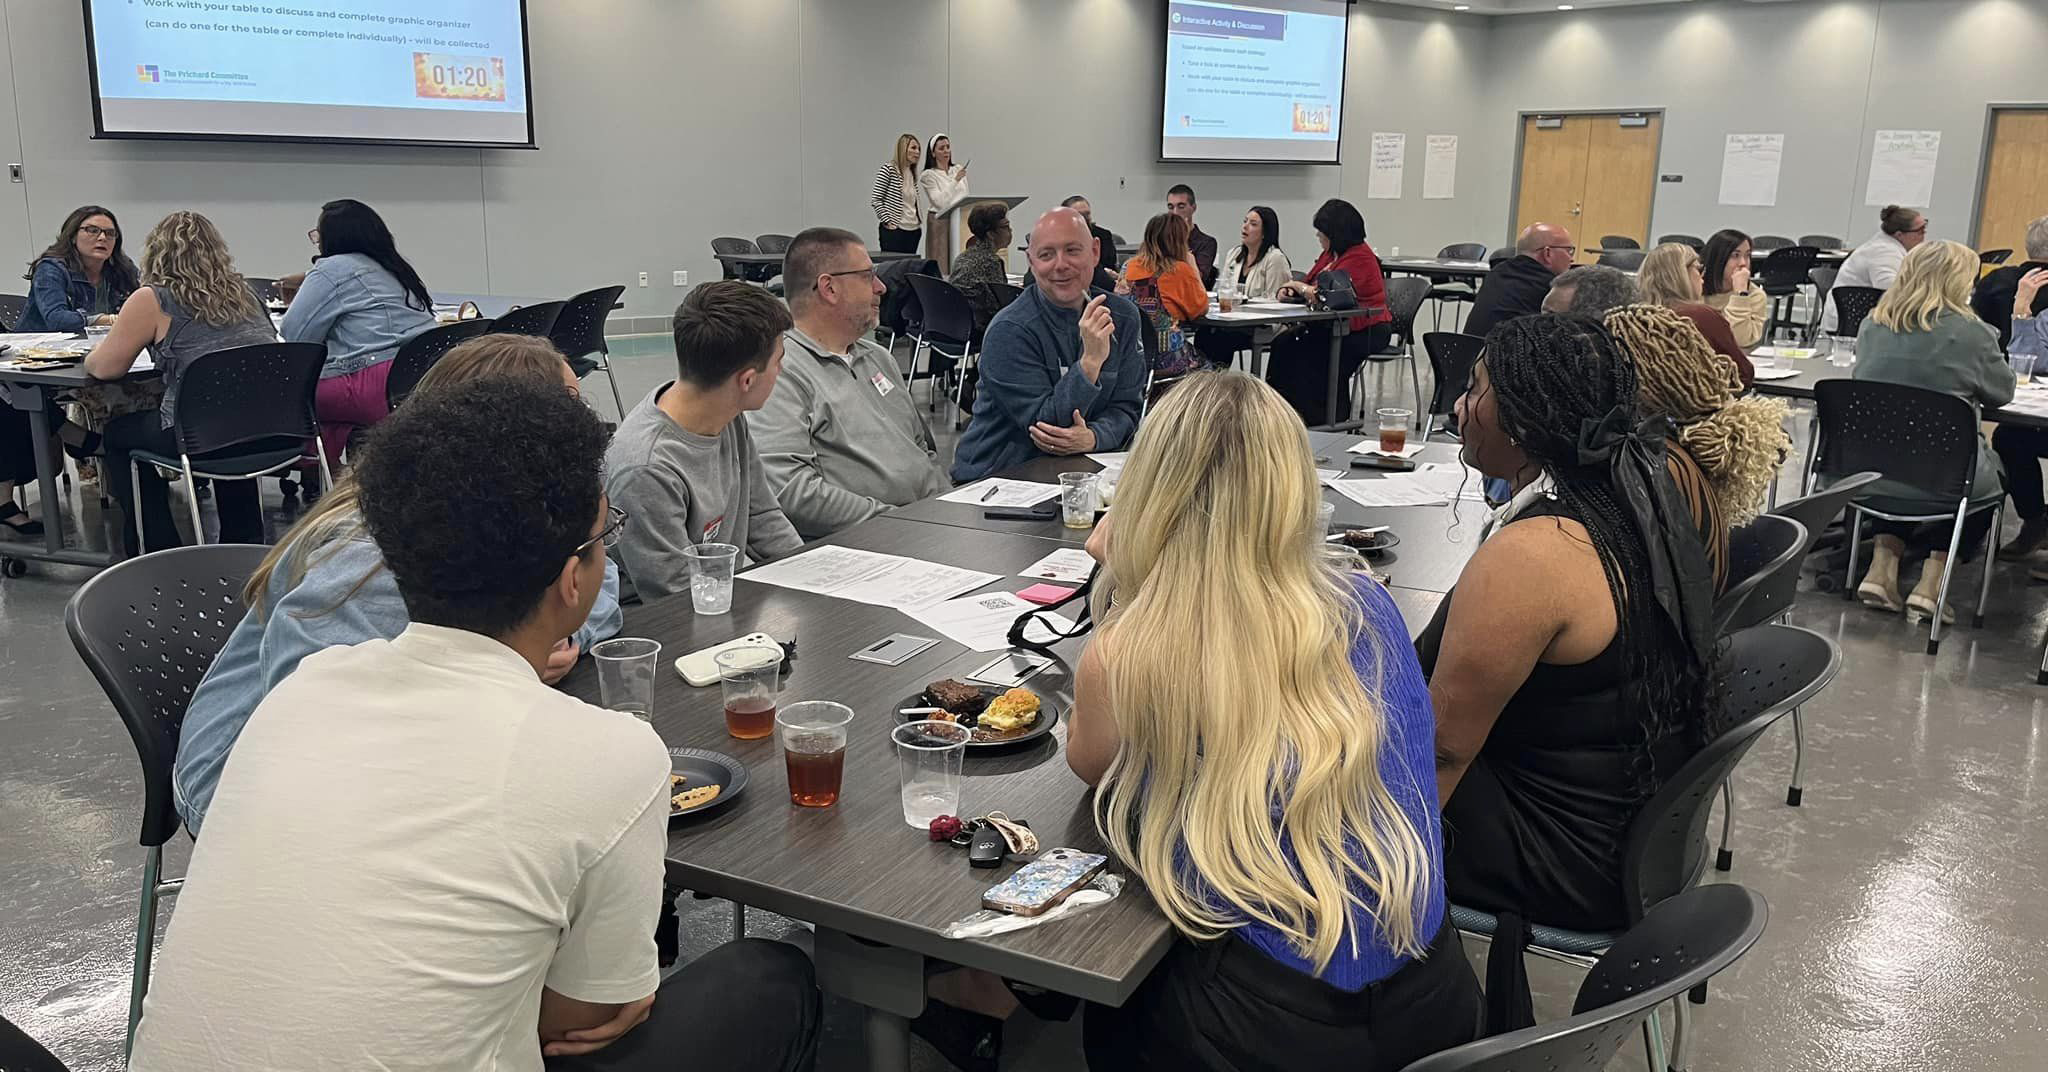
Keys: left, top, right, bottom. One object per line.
{"left": 4, "top": 338, "right": 2047, "bottom": 1070}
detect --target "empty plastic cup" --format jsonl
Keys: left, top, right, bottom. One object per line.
{"left": 893, "top": 719, "right": 971, "bottom": 829}
{"left": 683, "top": 543, "right": 740, "bottom": 614}
{"left": 1059, "top": 472, "right": 1100, "bottom": 530}
{"left": 591, "top": 637, "right": 662, "bottom": 722}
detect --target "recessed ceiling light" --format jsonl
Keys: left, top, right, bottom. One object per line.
{"left": 1453, "top": 3, "right": 1469, "bottom": 7}
{"left": 1557, "top": 3, "right": 1574, "bottom": 8}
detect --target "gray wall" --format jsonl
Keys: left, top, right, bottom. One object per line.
{"left": 0, "top": 0, "right": 2036, "bottom": 321}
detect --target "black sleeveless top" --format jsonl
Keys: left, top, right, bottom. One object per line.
{"left": 1415, "top": 498, "right": 1692, "bottom": 932}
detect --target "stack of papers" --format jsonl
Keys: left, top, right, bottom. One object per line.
{"left": 1752, "top": 346, "right": 1816, "bottom": 361}
{"left": 1021, "top": 548, "right": 1096, "bottom": 583}
{"left": 2001, "top": 385, "right": 2048, "bottom": 418}
{"left": 1326, "top": 462, "right": 1486, "bottom": 509}
{"left": 1347, "top": 441, "right": 1427, "bottom": 459}
{"left": 1752, "top": 367, "right": 1803, "bottom": 381}
{"left": 939, "top": 478, "right": 1062, "bottom": 508}
{"left": 740, "top": 546, "right": 998, "bottom": 611}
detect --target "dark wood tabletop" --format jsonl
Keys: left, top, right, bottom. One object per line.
{"left": 886, "top": 435, "right": 1483, "bottom": 594}
{"left": 561, "top": 516, "right": 1168, "bottom": 1005}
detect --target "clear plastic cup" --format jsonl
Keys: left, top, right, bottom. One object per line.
{"left": 714, "top": 645, "right": 783, "bottom": 740}
{"left": 778, "top": 701, "right": 854, "bottom": 808}
{"left": 2012, "top": 353, "right": 2038, "bottom": 386}
{"left": 590, "top": 638, "right": 662, "bottom": 722}
{"left": 1059, "top": 472, "right": 1100, "bottom": 530}
{"left": 683, "top": 543, "right": 740, "bottom": 614}
{"left": 1317, "top": 500, "right": 1336, "bottom": 535}
{"left": 892, "top": 719, "right": 971, "bottom": 829}
{"left": 1377, "top": 408, "right": 1412, "bottom": 454}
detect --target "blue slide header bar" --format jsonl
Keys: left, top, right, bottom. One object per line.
{"left": 1169, "top": 3, "right": 1287, "bottom": 42}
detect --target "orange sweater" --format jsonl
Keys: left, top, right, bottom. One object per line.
{"left": 1121, "top": 258, "right": 1208, "bottom": 322}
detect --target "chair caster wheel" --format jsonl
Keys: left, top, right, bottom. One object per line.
{"left": 1786, "top": 787, "right": 1802, "bottom": 806}
{"left": 2, "top": 557, "right": 27, "bottom": 578}
{"left": 1714, "top": 848, "right": 1733, "bottom": 872}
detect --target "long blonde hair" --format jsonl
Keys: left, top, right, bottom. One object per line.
{"left": 1604, "top": 305, "right": 1791, "bottom": 526}
{"left": 1872, "top": 239, "right": 1978, "bottom": 334}
{"left": 891, "top": 133, "right": 920, "bottom": 175}
{"left": 139, "top": 211, "right": 263, "bottom": 327}
{"left": 242, "top": 334, "right": 575, "bottom": 611}
{"left": 1636, "top": 243, "right": 1702, "bottom": 307}
{"left": 1089, "top": 370, "right": 1431, "bottom": 970}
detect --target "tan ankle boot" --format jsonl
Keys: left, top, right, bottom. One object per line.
{"left": 1907, "top": 551, "right": 1957, "bottom": 625}
{"left": 1857, "top": 535, "right": 1904, "bottom": 612}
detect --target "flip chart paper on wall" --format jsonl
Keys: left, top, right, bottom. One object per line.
{"left": 1423, "top": 134, "right": 1458, "bottom": 200}
{"left": 1864, "top": 130, "right": 1940, "bottom": 208}
{"left": 1368, "top": 132, "right": 1405, "bottom": 200}
{"left": 1718, "top": 133, "right": 1783, "bottom": 207}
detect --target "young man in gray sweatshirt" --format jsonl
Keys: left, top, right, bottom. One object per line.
{"left": 606, "top": 281, "right": 804, "bottom": 602}
{"left": 749, "top": 227, "right": 945, "bottom": 539}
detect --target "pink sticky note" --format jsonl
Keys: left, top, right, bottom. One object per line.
{"left": 1018, "top": 583, "right": 1078, "bottom": 606}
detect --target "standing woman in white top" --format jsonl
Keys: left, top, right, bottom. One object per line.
{"left": 918, "top": 133, "right": 971, "bottom": 273}
{"left": 871, "top": 133, "right": 922, "bottom": 256}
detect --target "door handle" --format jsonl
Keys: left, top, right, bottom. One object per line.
{"left": 1571, "top": 201, "right": 1582, "bottom": 217}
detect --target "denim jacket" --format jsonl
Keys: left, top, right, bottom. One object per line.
{"left": 171, "top": 532, "right": 624, "bottom": 833}
{"left": 279, "top": 252, "right": 437, "bottom": 378}
{"left": 17, "top": 257, "right": 131, "bottom": 333}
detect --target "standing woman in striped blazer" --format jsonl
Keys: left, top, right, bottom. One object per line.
{"left": 871, "top": 133, "right": 923, "bottom": 255}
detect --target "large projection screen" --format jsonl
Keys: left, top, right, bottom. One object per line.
{"left": 1160, "top": 0, "right": 1348, "bottom": 164}
{"left": 81, "top": 1, "right": 536, "bottom": 148}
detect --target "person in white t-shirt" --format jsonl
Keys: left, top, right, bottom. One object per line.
{"left": 128, "top": 377, "right": 818, "bottom": 1072}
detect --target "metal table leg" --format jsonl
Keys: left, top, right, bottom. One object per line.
{"left": 1325, "top": 322, "right": 1348, "bottom": 427}
{"left": 4, "top": 380, "right": 113, "bottom": 568}
{"left": 814, "top": 927, "right": 927, "bottom": 1072}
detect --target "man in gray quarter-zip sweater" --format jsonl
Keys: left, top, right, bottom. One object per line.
{"left": 749, "top": 227, "right": 946, "bottom": 539}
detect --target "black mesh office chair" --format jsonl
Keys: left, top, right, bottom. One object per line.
{"left": 549, "top": 285, "right": 630, "bottom": 418}
{"left": 127, "top": 343, "right": 330, "bottom": 552}
{"left": 65, "top": 542, "right": 270, "bottom": 1057}
{"left": 1981, "top": 248, "right": 2015, "bottom": 267}
{"left": 1596, "top": 249, "right": 1646, "bottom": 271}
{"left": 1398, "top": 885, "right": 1768, "bottom": 1072}
{"left": 1449, "top": 623, "right": 1831, "bottom": 1070}
{"left": 241, "top": 276, "right": 278, "bottom": 304}
{"left": 1757, "top": 246, "right": 1822, "bottom": 343}
{"left": 755, "top": 234, "right": 793, "bottom": 254}
{"left": 712, "top": 236, "right": 759, "bottom": 281}
{"left": 1367, "top": 275, "right": 1431, "bottom": 418}
{"left": 1799, "top": 234, "right": 1844, "bottom": 250}
{"left": 1599, "top": 235, "right": 1640, "bottom": 251}
{"left": 491, "top": 300, "right": 565, "bottom": 338}
{"left": 384, "top": 318, "right": 498, "bottom": 410}
{"left": 0, "top": 1010, "right": 72, "bottom": 1071}
{"left": 1751, "top": 235, "right": 1793, "bottom": 252}
{"left": 1486, "top": 247, "right": 1517, "bottom": 266}
{"left": 1421, "top": 332, "right": 1484, "bottom": 442}
{"left": 1817, "top": 379, "right": 1999, "bottom": 653}
{"left": 1829, "top": 286, "right": 1883, "bottom": 339}
{"left": 903, "top": 275, "right": 977, "bottom": 414}
{"left": 1426, "top": 242, "right": 1489, "bottom": 331}
{"left": 1713, "top": 516, "right": 1809, "bottom": 639}
{"left": 1805, "top": 266, "right": 1839, "bottom": 342}
{"left": 0, "top": 292, "right": 26, "bottom": 331}
{"left": 1657, "top": 234, "right": 1706, "bottom": 251}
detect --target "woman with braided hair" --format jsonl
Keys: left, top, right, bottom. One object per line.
{"left": 1417, "top": 313, "right": 1722, "bottom": 1032}
{"left": 1604, "top": 303, "right": 1792, "bottom": 536}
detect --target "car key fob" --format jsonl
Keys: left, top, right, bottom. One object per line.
{"left": 969, "top": 822, "right": 1008, "bottom": 868}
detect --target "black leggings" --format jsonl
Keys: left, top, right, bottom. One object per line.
{"left": 103, "top": 410, "right": 263, "bottom": 557}
{"left": 1083, "top": 920, "right": 1480, "bottom": 1072}
{"left": 877, "top": 225, "right": 921, "bottom": 254}
{"left": 547, "top": 939, "right": 819, "bottom": 1072}
{"left": 1264, "top": 322, "right": 1393, "bottom": 426}
{"left": 1994, "top": 423, "right": 2048, "bottom": 521}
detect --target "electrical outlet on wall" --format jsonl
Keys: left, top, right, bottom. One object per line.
{"left": 638, "top": 272, "right": 649, "bottom": 287}
{"left": 673, "top": 270, "right": 687, "bottom": 286}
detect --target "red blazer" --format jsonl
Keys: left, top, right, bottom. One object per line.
{"left": 1305, "top": 243, "right": 1394, "bottom": 334}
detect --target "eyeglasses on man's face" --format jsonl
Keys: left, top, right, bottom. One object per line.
{"left": 575, "top": 505, "right": 628, "bottom": 556}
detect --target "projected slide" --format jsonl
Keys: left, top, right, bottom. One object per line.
{"left": 84, "top": 1, "right": 534, "bottom": 147}
{"left": 1161, "top": 0, "right": 1348, "bottom": 164}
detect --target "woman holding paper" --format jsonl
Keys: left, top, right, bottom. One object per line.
{"left": 918, "top": 133, "right": 970, "bottom": 273}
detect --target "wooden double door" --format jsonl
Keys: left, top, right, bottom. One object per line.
{"left": 1977, "top": 108, "right": 2048, "bottom": 259}
{"left": 1514, "top": 112, "right": 1662, "bottom": 260}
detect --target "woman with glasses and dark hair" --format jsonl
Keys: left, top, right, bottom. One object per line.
{"left": 1266, "top": 198, "right": 1393, "bottom": 425}
{"left": 278, "top": 198, "right": 439, "bottom": 467}
{"left": 172, "top": 333, "right": 622, "bottom": 836}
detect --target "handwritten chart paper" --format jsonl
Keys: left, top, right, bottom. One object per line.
{"left": 1369, "top": 133, "right": 1405, "bottom": 200}
{"left": 1718, "top": 134, "right": 1784, "bottom": 207}
{"left": 1423, "top": 135, "right": 1458, "bottom": 200}
{"left": 1865, "top": 130, "right": 1940, "bottom": 207}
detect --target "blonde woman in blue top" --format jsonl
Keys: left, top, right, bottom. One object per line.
{"left": 1069, "top": 370, "right": 1479, "bottom": 1070}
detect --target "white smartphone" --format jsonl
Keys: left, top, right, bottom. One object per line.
{"left": 675, "top": 632, "right": 780, "bottom": 687}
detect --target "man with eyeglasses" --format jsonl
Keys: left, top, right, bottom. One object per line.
{"left": 749, "top": 227, "right": 945, "bottom": 539}
{"left": 129, "top": 376, "right": 821, "bottom": 1072}
{"left": 606, "top": 280, "right": 804, "bottom": 602}
{"left": 1464, "top": 222, "right": 1577, "bottom": 338}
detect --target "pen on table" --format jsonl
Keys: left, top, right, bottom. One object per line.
{"left": 979, "top": 484, "right": 999, "bottom": 502}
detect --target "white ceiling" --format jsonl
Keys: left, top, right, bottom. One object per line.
{"left": 1368, "top": 0, "right": 1804, "bottom": 15}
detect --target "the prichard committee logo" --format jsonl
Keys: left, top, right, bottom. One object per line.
{"left": 136, "top": 64, "right": 161, "bottom": 83}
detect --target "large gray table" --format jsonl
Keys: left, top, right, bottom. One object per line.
{"left": 1379, "top": 256, "right": 1492, "bottom": 284}
{"left": 1191, "top": 302, "right": 1369, "bottom": 428}
{"left": 0, "top": 360, "right": 139, "bottom": 568}
{"left": 1752, "top": 359, "right": 2048, "bottom": 429}
{"left": 889, "top": 435, "right": 1482, "bottom": 597}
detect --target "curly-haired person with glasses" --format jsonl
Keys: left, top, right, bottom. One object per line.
{"left": 129, "top": 375, "right": 820, "bottom": 1072}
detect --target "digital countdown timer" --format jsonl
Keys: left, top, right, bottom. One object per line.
{"left": 412, "top": 53, "right": 507, "bottom": 102}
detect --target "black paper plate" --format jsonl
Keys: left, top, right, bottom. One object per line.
{"left": 669, "top": 747, "right": 747, "bottom": 819}
{"left": 896, "top": 686, "right": 1061, "bottom": 752}
{"left": 1328, "top": 528, "right": 1402, "bottom": 556}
